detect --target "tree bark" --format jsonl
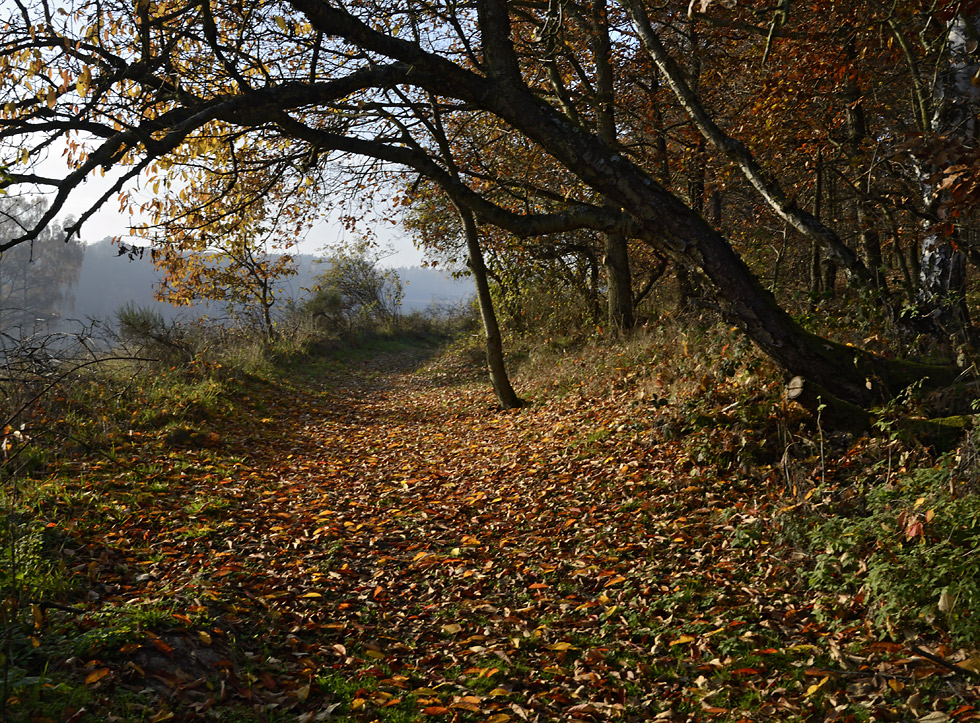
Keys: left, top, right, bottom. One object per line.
{"left": 591, "top": 0, "right": 635, "bottom": 333}
{"left": 459, "top": 207, "right": 523, "bottom": 409}
{"left": 910, "top": 12, "right": 976, "bottom": 339}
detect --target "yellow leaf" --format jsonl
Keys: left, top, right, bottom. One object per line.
{"left": 670, "top": 635, "right": 695, "bottom": 646}
{"left": 198, "top": 631, "right": 212, "bottom": 645}
{"left": 295, "top": 684, "right": 310, "bottom": 701}
{"left": 545, "top": 641, "right": 576, "bottom": 651}
{"left": 300, "top": 592, "right": 322, "bottom": 598}
{"left": 351, "top": 697, "right": 366, "bottom": 710}
{"left": 441, "top": 623, "right": 462, "bottom": 635}
{"left": 365, "top": 649, "right": 385, "bottom": 659}
{"left": 452, "top": 702, "right": 482, "bottom": 712}
{"left": 76, "top": 66, "right": 91, "bottom": 96}
{"left": 805, "top": 676, "right": 829, "bottom": 697}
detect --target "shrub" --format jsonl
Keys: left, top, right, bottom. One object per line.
{"left": 807, "top": 446, "right": 980, "bottom": 644}
{"left": 116, "top": 303, "right": 192, "bottom": 364}
{"left": 306, "top": 244, "right": 403, "bottom": 335}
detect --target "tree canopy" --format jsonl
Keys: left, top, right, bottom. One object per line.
{"left": 1, "top": 0, "right": 977, "bottom": 413}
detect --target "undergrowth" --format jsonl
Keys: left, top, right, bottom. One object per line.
{"left": 3, "top": 305, "right": 980, "bottom": 720}
{"left": 806, "top": 444, "right": 980, "bottom": 645}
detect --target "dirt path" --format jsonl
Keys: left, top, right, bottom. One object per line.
{"left": 31, "top": 347, "right": 980, "bottom": 721}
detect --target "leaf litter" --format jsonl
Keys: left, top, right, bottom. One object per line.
{"left": 21, "top": 346, "right": 980, "bottom": 721}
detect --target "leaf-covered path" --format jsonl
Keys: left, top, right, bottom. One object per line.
{"left": 31, "top": 346, "right": 980, "bottom": 721}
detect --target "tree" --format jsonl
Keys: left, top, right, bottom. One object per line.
{"left": 0, "top": 198, "right": 83, "bottom": 334}
{"left": 0, "top": 0, "right": 966, "bottom": 414}
{"left": 151, "top": 196, "right": 298, "bottom": 340}
{"left": 307, "top": 242, "right": 403, "bottom": 333}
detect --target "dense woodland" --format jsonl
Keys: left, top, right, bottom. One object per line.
{"left": 4, "top": 0, "right": 980, "bottom": 721}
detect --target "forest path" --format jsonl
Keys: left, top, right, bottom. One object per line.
{"left": 42, "top": 343, "right": 965, "bottom": 721}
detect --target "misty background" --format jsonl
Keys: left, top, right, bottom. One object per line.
{"left": 2, "top": 232, "right": 473, "bottom": 339}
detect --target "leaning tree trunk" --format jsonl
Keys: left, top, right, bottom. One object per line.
{"left": 458, "top": 207, "right": 523, "bottom": 409}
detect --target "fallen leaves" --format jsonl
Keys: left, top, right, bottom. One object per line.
{"left": 17, "top": 344, "right": 980, "bottom": 721}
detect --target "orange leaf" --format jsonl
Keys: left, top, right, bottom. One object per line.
{"left": 84, "top": 667, "right": 111, "bottom": 685}
{"left": 151, "top": 638, "right": 174, "bottom": 655}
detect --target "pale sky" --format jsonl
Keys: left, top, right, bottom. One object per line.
{"left": 46, "top": 147, "right": 427, "bottom": 268}
{"left": 63, "top": 187, "right": 426, "bottom": 268}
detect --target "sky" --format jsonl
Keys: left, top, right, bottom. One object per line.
{"left": 63, "top": 190, "right": 427, "bottom": 269}
{"left": 51, "top": 154, "right": 428, "bottom": 269}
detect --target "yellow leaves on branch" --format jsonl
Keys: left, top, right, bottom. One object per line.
{"left": 76, "top": 66, "right": 92, "bottom": 97}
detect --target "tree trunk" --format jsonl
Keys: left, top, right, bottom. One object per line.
{"left": 591, "top": 0, "right": 635, "bottom": 334}
{"left": 915, "top": 231, "right": 970, "bottom": 337}
{"left": 603, "top": 232, "right": 634, "bottom": 331}
{"left": 809, "top": 154, "right": 823, "bottom": 301}
{"left": 459, "top": 207, "right": 523, "bottom": 409}
{"left": 857, "top": 203, "right": 886, "bottom": 292}
{"left": 676, "top": 266, "right": 700, "bottom": 312}
{"left": 911, "top": 12, "right": 977, "bottom": 339}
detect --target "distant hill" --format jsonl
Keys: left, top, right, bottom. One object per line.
{"left": 392, "top": 266, "right": 473, "bottom": 312}
{"left": 68, "top": 238, "right": 197, "bottom": 324}
{"left": 65, "top": 240, "right": 472, "bottom": 325}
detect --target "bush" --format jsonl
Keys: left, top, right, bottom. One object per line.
{"left": 116, "top": 303, "right": 192, "bottom": 364}
{"left": 305, "top": 244, "right": 403, "bottom": 335}
{"left": 492, "top": 272, "right": 598, "bottom": 343}
{"left": 807, "top": 445, "right": 980, "bottom": 644}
